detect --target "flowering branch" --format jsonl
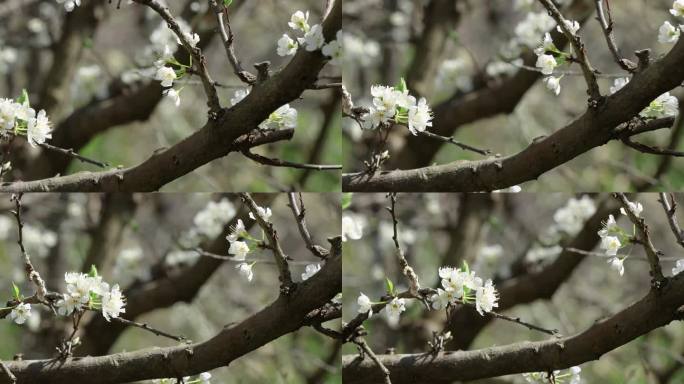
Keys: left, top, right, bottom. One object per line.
{"left": 658, "top": 192, "right": 684, "bottom": 249}
{"left": 538, "top": 0, "right": 602, "bottom": 102}
{"left": 612, "top": 193, "right": 666, "bottom": 287}
{"left": 239, "top": 193, "right": 294, "bottom": 294}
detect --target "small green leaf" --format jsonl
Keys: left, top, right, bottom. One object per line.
{"left": 11, "top": 282, "right": 20, "bottom": 300}
{"left": 396, "top": 77, "right": 407, "bottom": 93}
{"left": 223, "top": 0, "right": 233, "bottom": 6}
{"left": 462, "top": 260, "right": 469, "bottom": 274}
{"left": 88, "top": 264, "right": 98, "bottom": 278}
{"left": 16, "top": 89, "right": 29, "bottom": 106}
{"left": 341, "top": 193, "right": 353, "bottom": 210}
{"left": 385, "top": 277, "right": 395, "bottom": 296}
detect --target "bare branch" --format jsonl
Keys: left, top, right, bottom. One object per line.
{"left": 209, "top": 0, "right": 256, "bottom": 85}
{"left": 241, "top": 149, "right": 342, "bottom": 171}
{"left": 38, "top": 143, "right": 109, "bottom": 169}
{"left": 658, "top": 193, "right": 684, "bottom": 249}
{"left": 287, "top": 193, "right": 328, "bottom": 259}
{"left": 594, "top": 0, "right": 636, "bottom": 72}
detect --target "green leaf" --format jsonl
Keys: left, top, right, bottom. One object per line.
{"left": 223, "top": 0, "right": 233, "bottom": 6}
{"left": 396, "top": 77, "right": 407, "bottom": 93}
{"left": 385, "top": 277, "right": 395, "bottom": 296}
{"left": 88, "top": 264, "right": 98, "bottom": 278}
{"left": 341, "top": 193, "right": 353, "bottom": 210}
{"left": 462, "top": 260, "right": 469, "bottom": 274}
{"left": 11, "top": 282, "right": 20, "bottom": 300}
{"left": 17, "top": 89, "right": 29, "bottom": 106}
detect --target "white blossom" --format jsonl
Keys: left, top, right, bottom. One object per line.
{"left": 557, "top": 19, "right": 580, "bottom": 35}
{"left": 163, "top": 88, "right": 181, "bottom": 107}
{"left": 357, "top": 292, "right": 372, "bottom": 315}
{"left": 300, "top": 24, "right": 325, "bottom": 51}
{"left": 230, "top": 88, "right": 250, "bottom": 106}
{"left": 658, "top": 21, "right": 681, "bottom": 44}
{"left": 9, "top": 303, "right": 31, "bottom": 325}
{"left": 407, "top": 97, "right": 433, "bottom": 135}
{"left": 228, "top": 241, "right": 250, "bottom": 260}
{"left": 226, "top": 219, "right": 246, "bottom": 242}
{"left": 288, "top": 10, "right": 310, "bottom": 32}
{"left": 544, "top": 76, "right": 561, "bottom": 96}
{"left": 56, "top": 0, "right": 81, "bottom": 12}
{"left": 610, "top": 77, "right": 630, "bottom": 95}
{"left": 430, "top": 288, "right": 458, "bottom": 310}
{"left": 600, "top": 235, "right": 621, "bottom": 256}
{"left": 673, "top": 259, "right": 684, "bottom": 275}
{"left": 619, "top": 199, "right": 643, "bottom": 217}
{"left": 155, "top": 66, "right": 177, "bottom": 88}
{"left": 385, "top": 297, "right": 406, "bottom": 321}
{"left": 475, "top": 279, "right": 498, "bottom": 315}
{"left": 277, "top": 34, "right": 298, "bottom": 57}
{"left": 514, "top": 12, "right": 556, "bottom": 48}
{"left": 552, "top": 196, "right": 597, "bottom": 236}
{"left": 641, "top": 92, "right": 679, "bottom": 118}
{"left": 193, "top": 198, "right": 236, "bottom": 238}
{"left": 598, "top": 214, "right": 619, "bottom": 238}
{"left": 322, "top": 32, "right": 343, "bottom": 65}
{"left": 235, "top": 262, "right": 254, "bottom": 282}
{"left": 301, "top": 263, "right": 321, "bottom": 281}
{"left": 535, "top": 54, "right": 557, "bottom": 75}
{"left": 342, "top": 213, "right": 364, "bottom": 242}
{"left": 101, "top": 284, "right": 126, "bottom": 321}
{"left": 248, "top": 205, "right": 273, "bottom": 221}
{"left": 672, "top": 0, "right": 684, "bottom": 17}
{"left": 607, "top": 256, "right": 625, "bottom": 276}
{"left": 259, "top": 104, "right": 298, "bottom": 130}
{"left": 27, "top": 110, "right": 52, "bottom": 147}
{"left": 0, "top": 98, "right": 17, "bottom": 131}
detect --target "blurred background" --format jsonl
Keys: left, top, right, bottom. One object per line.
{"left": 343, "top": 193, "right": 684, "bottom": 383}
{"left": 342, "top": 0, "right": 684, "bottom": 191}
{"left": 0, "top": 0, "right": 341, "bottom": 191}
{"left": 0, "top": 193, "right": 341, "bottom": 383}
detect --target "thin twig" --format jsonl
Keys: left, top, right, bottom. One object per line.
{"left": 386, "top": 193, "right": 421, "bottom": 295}
{"left": 10, "top": 194, "right": 48, "bottom": 301}
{"left": 0, "top": 361, "right": 16, "bottom": 384}
{"left": 242, "top": 149, "right": 342, "bottom": 171}
{"left": 287, "top": 193, "right": 328, "bottom": 259}
{"left": 112, "top": 317, "right": 186, "bottom": 342}
{"left": 416, "top": 130, "right": 491, "bottom": 156}
{"left": 538, "top": 0, "right": 601, "bottom": 102}
{"left": 594, "top": 0, "right": 636, "bottom": 72}
{"left": 621, "top": 136, "right": 684, "bottom": 157}
{"left": 612, "top": 193, "right": 666, "bottom": 287}
{"left": 39, "top": 143, "right": 109, "bottom": 168}
{"left": 354, "top": 338, "right": 392, "bottom": 384}
{"left": 193, "top": 248, "right": 317, "bottom": 265}
{"left": 658, "top": 193, "right": 684, "bottom": 249}
{"left": 239, "top": 193, "right": 294, "bottom": 294}
{"left": 209, "top": 0, "right": 256, "bottom": 84}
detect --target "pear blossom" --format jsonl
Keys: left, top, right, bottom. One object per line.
{"left": 56, "top": 293, "right": 82, "bottom": 316}
{"left": 607, "top": 256, "right": 625, "bottom": 276}
{"left": 288, "top": 11, "right": 310, "bottom": 32}
{"left": 259, "top": 104, "right": 298, "bottom": 130}
{"left": 163, "top": 88, "right": 181, "bottom": 107}
{"left": 672, "top": 259, "right": 684, "bottom": 275}
{"left": 430, "top": 288, "right": 458, "bottom": 310}
{"left": 300, "top": 24, "right": 325, "bottom": 51}
{"left": 407, "top": 97, "right": 433, "bottom": 135}
{"left": 342, "top": 214, "right": 364, "bottom": 241}
{"left": 301, "top": 263, "right": 321, "bottom": 281}
{"left": 557, "top": 19, "right": 580, "bottom": 35}
{"left": 658, "top": 21, "right": 681, "bottom": 44}
{"left": 101, "top": 284, "right": 126, "bottom": 321}
{"left": 357, "top": 292, "right": 373, "bottom": 315}
{"left": 535, "top": 54, "right": 557, "bottom": 75}
{"left": 475, "top": 279, "right": 498, "bottom": 315}
{"left": 600, "top": 235, "right": 621, "bottom": 256}
{"left": 641, "top": 93, "right": 679, "bottom": 118}
{"left": 155, "top": 66, "right": 177, "bottom": 87}
{"left": 0, "top": 98, "right": 17, "bottom": 131}
{"left": 598, "top": 214, "right": 619, "bottom": 238}
{"left": 534, "top": 33, "right": 555, "bottom": 56}
{"left": 385, "top": 297, "right": 406, "bottom": 320}
{"left": 228, "top": 240, "right": 250, "bottom": 260}
{"left": 277, "top": 34, "right": 298, "bottom": 57}
{"left": 322, "top": 32, "right": 343, "bottom": 65}
{"left": 610, "top": 77, "right": 630, "bottom": 95}
{"left": 544, "top": 76, "right": 562, "bottom": 96}
{"left": 619, "top": 199, "right": 643, "bottom": 217}
{"left": 9, "top": 303, "right": 31, "bottom": 325}
{"left": 26, "top": 109, "right": 52, "bottom": 147}
{"left": 672, "top": 0, "right": 684, "bottom": 17}
{"left": 248, "top": 205, "right": 272, "bottom": 221}
{"left": 226, "top": 219, "right": 246, "bottom": 242}
{"left": 235, "top": 262, "right": 254, "bottom": 282}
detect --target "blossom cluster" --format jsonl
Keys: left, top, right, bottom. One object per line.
{"left": 342, "top": 213, "right": 364, "bottom": 242}
{"left": 609, "top": 76, "right": 679, "bottom": 118}
{"left": 597, "top": 198, "right": 643, "bottom": 276}
{"left": 361, "top": 82, "right": 433, "bottom": 135}
{"left": 277, "top": 10, "right": 342, "bottom": 66}
{"left": 430, "top": 265, "right": 499, "bottom": 316}
{"left": 657, "top": 1, "right": 684, "bottom": 44}
{"left": 521, "top": 366, "right": 581, "bottom": 384}
{"left": 0, "top": 92, "right": 52, "bottom": 147}
{"left": 151, "top": 372, "right": 212, "bottom": 384}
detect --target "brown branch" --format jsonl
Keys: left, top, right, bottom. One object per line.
{"left": 287, "top": 193, "right": 328, "bottom": 259}
{"left": 621, "top": 136, "right": 684, "bottom": 157}
{"left": 239, "top": 193, "right": 294, "bottom": 294}
{"left": 10, "top": 194, "right": 48, "bottom": 301}
{"left": 658, "top": 193, "right": 684, "bottom": 249}
{"left": 241, "top": 149, "right": 342, "bottom": 171}
{"left": 386, "top": 193, "right": 420, "bottom": 295}
{"left": 613, "top": 193, "right": 666, "bottom": 287}
{"left": 208, "top": 0, "right": 256, "bottom": 85}
{"left": 38, "top": 143, "right": 109, "bottom": 168}
{"left": 342, "top": 273, "right": 684, "bottom": 383}
{"left": 111, "top": 317, "right": 186, "bottom": 343}
{"left": 416, "top": 130, "right": 491, "bottom": 156}
{"left": 353, "top": 338, "right": 392, "bottom": 384}
{"left": 594, "top": 0, "right": 636, "bottom": 72}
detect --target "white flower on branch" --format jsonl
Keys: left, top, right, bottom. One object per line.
{"left": 357, "top": 292, "right": 373, "bottom": 316}
{"left": 101, "top": 284, "right": 126, "bottom": 322}
{"left": 258, "top": 104, "right": 298, "bottom": 130}
{"left": 230, "top": 88, "right": 250, "bottom": 106}
{"left": 163, "top": 88, "right": 181, "bottom": 107}
{"left": 672, "top": 0, "right": 684, "bottom": 17}
{"left": 535, "top": 54, "right": 557, "bottom": 75}
{"left": 300, "top": 24, "right": 325, "bottom": 52}
{"left": 552, "top": 196, "right": 596, "bottom": 236}
{"left": 301, "top": 263, "right": 321, "bottom": 281}
{"left": 277, "top": 34, "right": 299, "bottom": 57}
{"left": 248, "top": 204, "right": 273, "bottom": 221}
{"left": 658, "top": 21, "right": 681, "bottom": 44}
{"left": 235, "top": 262, "right": 255, "bottom": 282}
{"left": 557, "top": 19, "right": 580, "bottom": 35}
{"left": 610, "top": 77, "right": 630, "bottom": 95}
{"left": 155, "top": 66, "right": 177, "bottom": 88}
{"left": 619, "top": 199, "right": 643, "bottom": 217}
{"left": 56, "top": 0, "right": 81, "bottom": 12}
{"left": 9, "top": 303, "right": 31, "bottom": 325}
{"left": 342, "top": 214, "right": 364, "bottom": 242}
{"left": 429, "top": 288, "right": 458, "bottom": 310}
{"left": 607, "top": 256, "right": 625, "bottom": 276}
{"left": 475, "top": 279, "right": 498, "bottom": 315}
{"left": 435, "top": 58, "right": 473, "bottom": 93}
{"left": 0, "top": 98, "right": 17, "bottom": 131}
{"left": 226, "top": 219, "right": 246, "bottom": 243}
{"left": 407, "top": 97, "right": 433, "bottom": 135}
{"left": 601, "top": 236, "right": 622, "bottom": 257}
{"left": 673, "top": 259, "right": 684, "bottom": 275}
{"left": 641, "top": 92, "right": 679, "bottom": 118}
{"left": 385, "top": 297, "right": 406, "bottom": 323}
{"left": 26, "top": 110, "right": 52, "bottom": 147}
{"left": 288, "top": 10, "right": 310, "bottom": 33}
{"left": 322, "top": 31, "right": 343, "bottom": 65}
{"left": 228, "top": 240, "right": 250, "bottom": 261}
{"left": 543, "top": 76, "right": 562, "bottom": 96}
